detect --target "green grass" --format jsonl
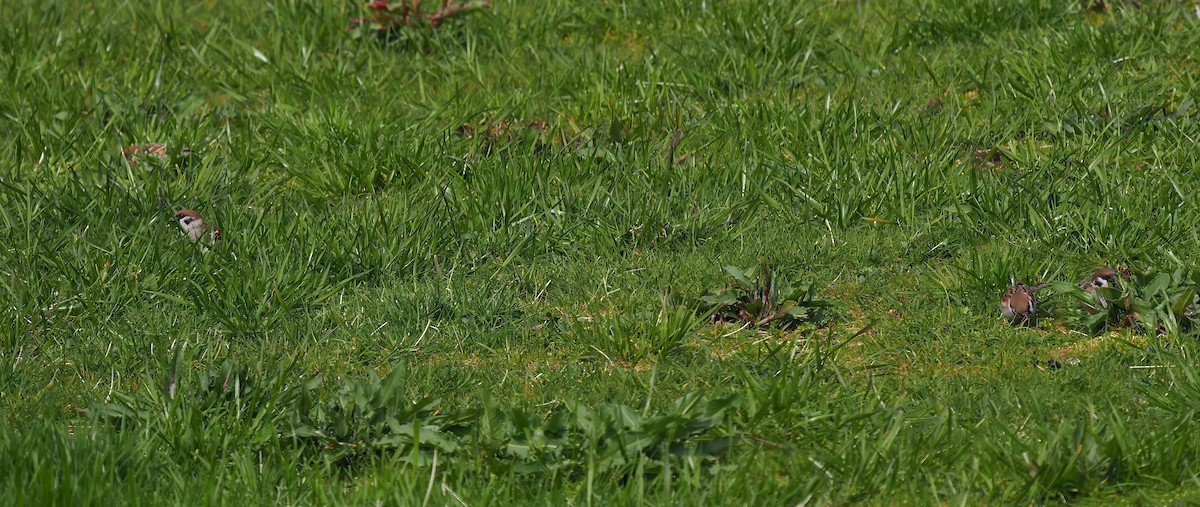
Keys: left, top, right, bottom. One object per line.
{"left": 3, "top": 0, "right": 1200, "bottom": 504}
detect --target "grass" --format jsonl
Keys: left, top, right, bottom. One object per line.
{"left": 2, "top": 0, "right": 1200, "bottom": 504}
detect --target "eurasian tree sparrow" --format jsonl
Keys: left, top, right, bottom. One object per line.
{"left": 125, "top": 143, "right": 191, "bottom": 165}
{"left": 1000, "top": 282, "right": 1050, "bottom": 325}
{"left": 174, "top": 209, "right": 221, "bottom": 247}
{"left": 1079, "top": 268, "right": 1119, "bottom": 314}
{"left": 125, "top": 144, "right": 169, "bottom": 164}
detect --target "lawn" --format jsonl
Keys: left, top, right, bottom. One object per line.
{"left": 2, "top": 0, "right": 1200, "bottom": 504}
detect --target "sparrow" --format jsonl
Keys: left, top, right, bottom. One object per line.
{"left": 124, "top": 143, "right": 169, "bottom": 164}
{"left": 124, "top": 143, "right": 191, "bottom": 165}
{"left": 174, "top": 209, "right": 221, "bottom": 247}
{"left": 1000, "top": 282, "right": 1050, "bottom": 325}
{"left": 1078, "top": 268, "right": 1119, "bottom": 314}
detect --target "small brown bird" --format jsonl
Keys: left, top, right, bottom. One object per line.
{"left": 124, "top": 144, "right": 169, "bottom": 164}
{"left": 174, "top": 209, "right": 221, "bottom": 247}
{"left": 1079, "top": 268, "right": 1119, "bottom": 314}
{"left": 1000, "top": 282, "right": 1050, "bottom": 325}
{"left": 124, "top": 143, "right": 191, "bottom": 165}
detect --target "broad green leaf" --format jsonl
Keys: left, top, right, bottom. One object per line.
{"left": 1144, "top": 273, "right": 1171, "bottom": 295}
{"left": 723, "top": 265, "right": 751, "bottom": 285}
{"left": 1171, "top": 287, "right": 1197, "bottom": 319}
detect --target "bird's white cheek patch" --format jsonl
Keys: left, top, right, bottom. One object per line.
{"left": 179, "top": 225, "right": 203, "bottom": 241}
